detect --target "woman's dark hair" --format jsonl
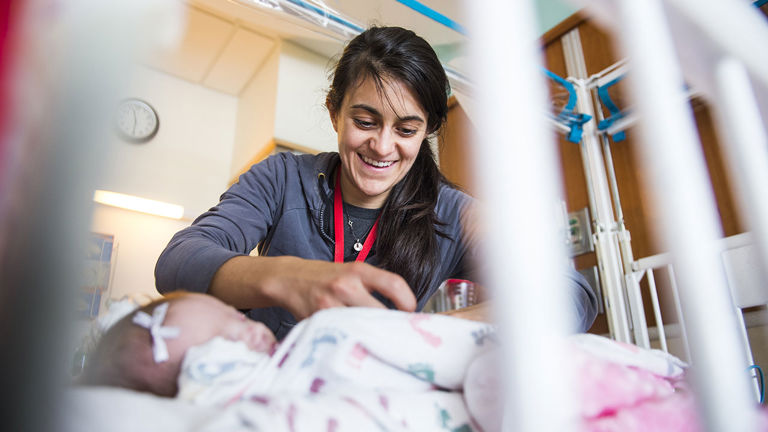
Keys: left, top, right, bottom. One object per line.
{"left": 326, "top": 26, "right": 451, "bottom": 300}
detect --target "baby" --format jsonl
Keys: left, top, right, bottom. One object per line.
{"left": 79, "top": 292, "right": 276, "bottom": 397}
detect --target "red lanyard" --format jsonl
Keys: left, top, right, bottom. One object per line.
{"left": 334, "top": 170, "right": 380, "bottom": 263}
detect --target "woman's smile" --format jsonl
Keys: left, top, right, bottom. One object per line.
{"left": 359, "top": 153, "right": 396, "bottom": 169}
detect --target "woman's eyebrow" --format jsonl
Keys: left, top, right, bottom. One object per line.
{"left": 351, "top": 104, "right": 424, "bottom": 124}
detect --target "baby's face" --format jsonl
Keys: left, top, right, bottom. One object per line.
{"left": 165, "top": 294, "right": 276, "bottom": 358}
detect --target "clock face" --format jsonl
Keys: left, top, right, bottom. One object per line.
{"left": 115, "top": 99, "right": 159, "bottom": 143}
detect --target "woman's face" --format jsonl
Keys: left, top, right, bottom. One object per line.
{"left": 330, "top": 76, "right": 428, "bottom": 209}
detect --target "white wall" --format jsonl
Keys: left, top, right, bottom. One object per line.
{"left": 99, "top": 65, "right": 237, "bottom": 219}
{"left": 274, "top": 41, "right": 337, "bottom": 152}
{"left": 93, "top": 65, "right": 238, "bottom": 304}
{"left": 91, "top": 204, "right": 189, "bottom": 301}
{"left": 231, "top": 43, "right": 281, "bottom": 178}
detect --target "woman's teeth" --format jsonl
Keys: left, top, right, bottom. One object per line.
{"left": 361, "top": 155, "right": 394, "bottom": 168}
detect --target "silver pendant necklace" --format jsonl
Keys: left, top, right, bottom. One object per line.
{"left": 347, "top": 217, "right": 364, "bottom": 252}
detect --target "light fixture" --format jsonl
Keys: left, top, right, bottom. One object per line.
{"left": 93, "top": 190, "right": 184, "bottom": 219}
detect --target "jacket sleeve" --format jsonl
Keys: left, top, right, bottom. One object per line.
{"left": 566, "top": 266, "right": 599, "bottom": 332}
{"left": 154, "top": 154, "right": 288, "bottom": 294}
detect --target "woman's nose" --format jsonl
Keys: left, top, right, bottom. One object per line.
{"left": 369, "top": 128, "right": 396, "bottom": 156}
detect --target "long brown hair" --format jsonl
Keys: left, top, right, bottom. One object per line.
{"left": 326, "top": 27, "right": 451, "bottom": 299}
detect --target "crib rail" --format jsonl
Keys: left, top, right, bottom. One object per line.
{"left": 468, "top": 0, "right": 768, "bottom": 430}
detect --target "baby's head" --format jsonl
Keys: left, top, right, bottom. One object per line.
{"left": 80, "top": 292, "right": 275, "bottom": 397}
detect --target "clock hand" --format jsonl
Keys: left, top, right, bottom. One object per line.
{"left": 131, "top": 107, "right": 137, "bottom": 135}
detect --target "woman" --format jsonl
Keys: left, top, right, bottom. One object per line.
{"left": 155, "top": 26, "right": 597, "bottom": 339}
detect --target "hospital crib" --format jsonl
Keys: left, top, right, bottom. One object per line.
{"left": 3, "top": 0, "right": 768, "bottom": 431}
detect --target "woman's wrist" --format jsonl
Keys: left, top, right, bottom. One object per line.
{"left": 209, "top": 255, "right": 281, "bottom": 309}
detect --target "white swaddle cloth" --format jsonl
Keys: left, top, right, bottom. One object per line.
{"left": 177, "top": 307, "right": 498, "bottom": 431}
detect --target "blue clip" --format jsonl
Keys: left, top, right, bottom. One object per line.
{"left": 596, "top": 76, "right": 626, "bottom": 142}
{"left": 755, "top": 0, "right": 768, "bottom": 8}
{"left": 543, "top": 69, "right": 592, "bottom": 143}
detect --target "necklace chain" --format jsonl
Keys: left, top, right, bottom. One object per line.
{"left": 346, "top": 216, "right": 364, "bottom": 252}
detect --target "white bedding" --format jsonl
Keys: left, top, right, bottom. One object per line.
{"left": 68, "top": 308, "right": 692, "bottom": 432}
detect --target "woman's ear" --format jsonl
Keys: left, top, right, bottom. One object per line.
{"left": 326, "top": 101, "right": 338, "bottom": 132}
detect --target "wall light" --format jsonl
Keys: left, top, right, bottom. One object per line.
{"left": 93, "top": 190, "right": 184, "bottom": 220}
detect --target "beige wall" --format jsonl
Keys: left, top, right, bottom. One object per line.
{"left": 99, "top": 65, "right": 237, "bottom": 219}
{"left": 231, "top": 43, "right": 281, "bottom": 177}
{"left": 273, "top": 41, "right": 337, "bottom": 153}
{"left": 93, "top": 65, "right": 237, "bottom": 304}
{"left": 91, "top": 205, "right": 189, "bottom": 302}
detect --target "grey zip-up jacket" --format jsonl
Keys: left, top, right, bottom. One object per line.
{"left": 156, "top": 152, "right": 597, "bottom": 339}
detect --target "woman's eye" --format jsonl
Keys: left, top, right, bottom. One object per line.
{"left": 398, "top": 127, "right": 417, "bottom": 137}
{"left": 354, "top": 119, "right": 375, "bottom": 128}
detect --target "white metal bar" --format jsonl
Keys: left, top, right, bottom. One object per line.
{"left": 604, "top": 112, "right": 638, "bottom": 136}
{"left": 601, "top": 135, "right": 624, "bottom": 224}
{"left": 562, "top": 35, "right": 631, "bottom": 342}
{"left": 626, "top": 273, "right": 651, "bottom": 348}
{"left": 548, "top": 116, "right": 574, "bottom": 134}
{"left": 468, "top": 1, "right": 575, "bottom": 430}
{"left": 718, "top": 232, "right": 754, "bottom": 250}
{"left": 613, "top": 0, "right": 757, "bottom": 429}
{"left": 647, "top": 322, "right": 682, "bottom": 342}
{"left": 667, "top": 265, "right": 692, "bottom": 362}
{"left": 633, "top": 251, "right": 673, "bottom": 272}
{"left": 592, "top": 59, "right": 629, "bottom": 88}
{"left": 646, "top": 269, "right": 668, "bottom": 353}
{"left": 734, "top": 308, "right": 762, "bottom": 402}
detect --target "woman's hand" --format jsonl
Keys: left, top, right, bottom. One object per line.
{"left": 210, "top": 255, "right": 416, "bottom": 320}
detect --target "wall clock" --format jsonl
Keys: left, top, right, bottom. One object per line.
{"left": 115, "top": 98, "right": 159, "bottom": 143}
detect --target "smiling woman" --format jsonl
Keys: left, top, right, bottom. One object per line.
{"left": 153, "top": 26, "right": 599, "bottom": 340}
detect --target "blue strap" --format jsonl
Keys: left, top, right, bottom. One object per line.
{"left": 395, "top": 0, "right": 467, "bottom": 35}
{"left": 596, "top": 76, "right": 626, "bottom": 142}
{"left": 543, "top": 68, "right": 592, "bottom": 143}
{"left": 755, "top": 0, "right": 768, "bottom": 8}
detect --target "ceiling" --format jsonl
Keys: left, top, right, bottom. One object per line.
{"left": 141, "top": 0, "right": 468, "bottom": 96}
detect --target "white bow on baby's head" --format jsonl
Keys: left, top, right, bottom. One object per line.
{"left": 132, "top": 302, "right": 180, "bottom": 363}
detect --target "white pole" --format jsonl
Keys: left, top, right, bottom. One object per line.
{"left": 467, "top": 1, "right": 575, "bottom": 430}
{"left": 561, "top": 30, "right": 632, "bottom": 342}
{"left": 667, "top": 265, "right": 692, "bottom": 362}
{"left": 573, "top": 79, "right": 633, "bottom": 343}
{"left": 613, "top": 0, "right": 757, "bottom": 430}
{"left": 646, "top": 269, "right": 668, "bottom": 352}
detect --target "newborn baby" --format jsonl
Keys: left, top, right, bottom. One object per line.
{"left": 80, "top": 292, "right": 276, "bottom": 397}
